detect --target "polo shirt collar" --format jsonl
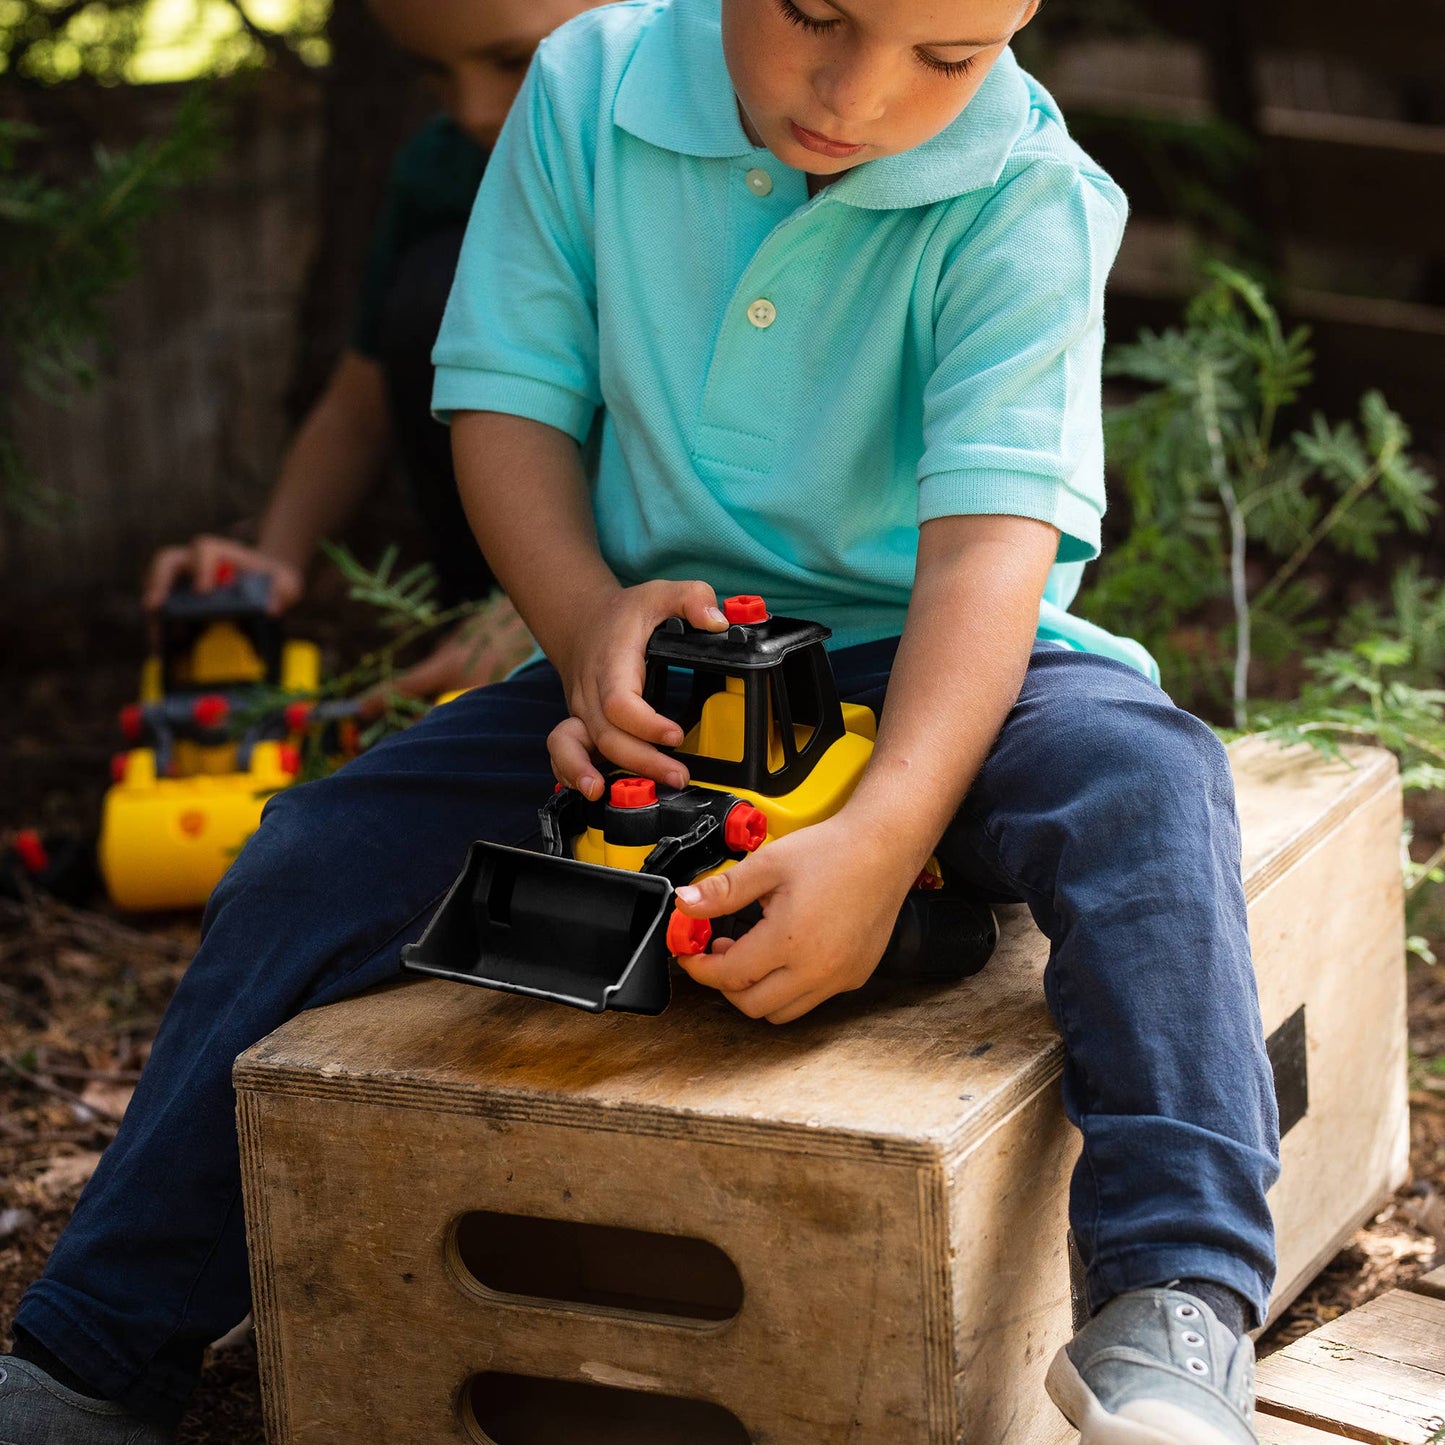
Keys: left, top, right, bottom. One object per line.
{"left": 613, "top": 0, "right": 1035, "bottom": 210}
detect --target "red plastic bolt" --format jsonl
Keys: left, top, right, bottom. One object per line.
{"left": 283, "top": 701, "right": 313, "bottom": 733}
{"left": 723, "top": 594, "right": 769, "bottom": 625}
{"left": 191, "top": 694, "right": 230, "bottom": 729}
{"left": 277, "top": 743, "right": 302, "bottom": 775}
{"left": 13, "top": 830, "right": 49, "bottom": 876}
{"left": 214, "top": 560, "right": 237, "bottom": 585}
{"left": 609, "top": 777, "right": 658, "bottom": 809}
{"left": 110, "top": 753, "right": 129, "bottom": 784}
{"left": 666, "top": 908, "right": 712, "bottom": 956}
{"left": 119, "top": 703, "right": 145, "bottom": 743}
{"left": 724, "top": 803, "right": 768, "bottom": 852}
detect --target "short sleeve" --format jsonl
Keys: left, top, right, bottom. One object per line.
{"left": 431, "top": 55, "right": 600, "bottom": 441}
{"left": 917, "top": 160, "right": 1127, "bottom": 563}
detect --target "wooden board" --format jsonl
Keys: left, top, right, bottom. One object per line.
{"left": 236, "top": 740, "right": 1408, "bottom": 1444}
{"left": 1407, "top": 1265, "right": 1445, "bottom": 1301}
{"left": 1257, "top": 1290, "right": 1445, "bottom": 1444}
{"left": 1255, "top": 1414, "right": 1359, "bottom": 1444}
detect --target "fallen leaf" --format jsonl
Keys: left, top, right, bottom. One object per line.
{"left": 30, "top": 1151, "right": 103, "bottom": 1202}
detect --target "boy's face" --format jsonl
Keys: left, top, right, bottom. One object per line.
{"left": 368, "top": 0, "right": 610, "bottom": 148}
{"left": 721, "top": 0, "right": 1039, "bottom": 180}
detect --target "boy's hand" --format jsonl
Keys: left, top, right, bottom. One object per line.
{"left": 670, "top": 814, "right": 918, "bottom": 1024}
{"left": 356, "top": 595, "right": 536, "bottom": 720}
{"left": 144, "top": 535, "right": 303, "bottom": 617}
{"left": 548, "top": 579, "right": 730, "bottom": 799}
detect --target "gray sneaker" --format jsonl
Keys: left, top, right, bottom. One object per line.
{"left": 1045, "top": 1288, "right": 1258, "bottom": 1445}
{"left": 0, "top": 1357, "right": 172, "bottom": 1445}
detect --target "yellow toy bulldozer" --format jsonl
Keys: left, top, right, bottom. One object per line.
{"left": 99, "top": 569, "right": 357, "bottom": 912}
{"left": 402, "top": 595, "right": 997, "bottom": 1014}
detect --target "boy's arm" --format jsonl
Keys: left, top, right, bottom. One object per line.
{"left": 674, "top": 511, "right": 1058, "bottom": 1024}
{"left": 451, "top": 410, "right": 728, "bottom": 790}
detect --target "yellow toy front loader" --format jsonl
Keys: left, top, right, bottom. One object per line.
{"left": 402, "top": 595, "right": 997, "bottom": 1013}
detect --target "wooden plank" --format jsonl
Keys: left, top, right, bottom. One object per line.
{"left": 1407, "top": 1265, "right": 1445, "bottom": 1301}
{"left": 1257, "top": 1291, "right": 1445, "bottom": 1444}
{"left": 1074, "top": 108, "right": 1445, "bottom": 253}
{"left": 1130, "top": 0, "right": 1445, "bottom": 82}
{"left": 1256, "top": 1413, "right": 1358, "bottom": 1444}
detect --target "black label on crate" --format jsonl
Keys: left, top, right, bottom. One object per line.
{"left": 1267, "top": 1005, "right": 1309, "bottom": 1139}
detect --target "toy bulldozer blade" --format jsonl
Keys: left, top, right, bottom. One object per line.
{"left": 401, "top": 839, "right": 999, "bottom": 1016}
{"left": 402, "top": 841, "right": 677, "bottom": 1014}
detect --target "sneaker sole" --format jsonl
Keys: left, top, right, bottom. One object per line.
{"left": 1045, "top": 1347, "right": 1252, "bottom": 1445}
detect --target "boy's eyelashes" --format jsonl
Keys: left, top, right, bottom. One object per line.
{"left": 773, "top": 0, "right": 980, "bottom": 79}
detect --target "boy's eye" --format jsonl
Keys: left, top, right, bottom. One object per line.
{"left": 775, "top": 0, "right": 980, "bottom": 80}
{"left": 776, "top": 0, "right": 836, "bottom": 34}
{"left": 916, "top": 51, "right": 977, "bottom": 79}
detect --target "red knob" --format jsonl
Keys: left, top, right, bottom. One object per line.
{"left": 191, "top": 694, "right": 230, "bottom": 729}
{"left": 667, "top": 908, "right": 712, "bottom": 956}
{"left": 214, "top": 560, "right": 237, "bottom": 585}
{"left": 609, "top": 777, "right": 658, "bottom": 809}
{"left": 13, "top": 830, "right": 48, "bottom": 876}
{"left": 724, "top": 803, "right": 767, "bottom": 852}
{"left": 119, "top": 704, "right": 145, "bottom": 743}
{"left": 283, "top": 701, "right": 313, "bottom": 733}
{"left": 723, "top": 595, "right": 769, "bottom": 625}
{"left": 277, "top": 743, "right": 302, "bottom": 775}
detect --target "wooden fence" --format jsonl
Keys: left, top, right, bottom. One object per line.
{"left": 1, "top": 75, "right": 324, "bottom": 598}
{"left": 1037, "top": 3, "right": 1445, "bottom": 428}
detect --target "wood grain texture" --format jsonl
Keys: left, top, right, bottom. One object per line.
{"left": 1255, "top": 1412, "right": 1359, "bottom": 1443}
{"left": 1257, "top": 1290, "right": 1445, "bottom": 1443}
{"left": 236, "top": 739, "right": 1408, "bottom": 1443}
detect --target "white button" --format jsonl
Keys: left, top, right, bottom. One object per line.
{"left": 745, "top": 167, "right": 773, "bottom": 196}
{"left": 746, "top": 298, "right": 777, "bottom": 329}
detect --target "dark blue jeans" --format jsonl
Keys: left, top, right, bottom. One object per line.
{"left": 14, "top": 642, "right": 1280, "bottom": 1422}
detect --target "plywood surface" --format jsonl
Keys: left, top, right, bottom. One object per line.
{"left": 1256, "top": 1290, "right": 1445, "bottom": 1444}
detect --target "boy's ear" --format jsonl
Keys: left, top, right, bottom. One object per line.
{"left": 1013, "top": 0, "right": 1044, "bottom": 34}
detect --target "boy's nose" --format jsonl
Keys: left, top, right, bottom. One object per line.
{"left": 810, "top": 56, "right": 889, "bottom": 129}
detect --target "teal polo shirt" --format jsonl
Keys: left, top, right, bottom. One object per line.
{"left": 433, "top": 0, "right": 1156, "bottom": 678}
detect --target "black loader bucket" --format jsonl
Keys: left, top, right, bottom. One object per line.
{"left": 401, "top": 842, "right": 676, "bottom": 1014}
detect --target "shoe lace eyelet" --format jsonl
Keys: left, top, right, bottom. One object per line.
{"left": 1182, "top": 1330, "right": 1205, "bottom": 1346}
{"left": 1186, "top": 1357, "right": 1209, "bottom": 1376}
{"left": 1175, "top": 1303, "right": 1199, "bottom": 1320}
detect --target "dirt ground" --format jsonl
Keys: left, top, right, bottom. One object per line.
{"left": 3, "top": 592, "right": 1445, "bottom": 1443}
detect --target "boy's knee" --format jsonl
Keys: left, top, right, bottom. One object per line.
{"left": 1058, "top": 692, "right": 1236, "bottom": 842}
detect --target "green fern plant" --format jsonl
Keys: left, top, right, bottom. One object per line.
{"left": 1082, "top": 263, "right": 1444, "bottom": 953}
{"left": 1083, "top": 262, "right": 1436, "bottom": 726}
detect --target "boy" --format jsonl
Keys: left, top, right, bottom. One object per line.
{"left": 1, "top": 1, "right": 1280, "bottom": 1442}
{"left": 141, "top": 0, "right": 601, "bottom": 709}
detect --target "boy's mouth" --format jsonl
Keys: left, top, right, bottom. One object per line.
{"left": 788, "top": 120, "right": 864, "bottom": 158}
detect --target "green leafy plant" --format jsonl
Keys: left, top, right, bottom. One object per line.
{"left": 0, "top": 88, "right": 217, "bottom": 515}
{"left": 1083, "top": 262, "right": 1436, "bottom": 726}
{"left": 1079, "top": 263, "right": 1444, "bottom": 954}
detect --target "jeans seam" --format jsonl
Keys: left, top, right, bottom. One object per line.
{"left": 135, "top": 1184, "right": 244, "bottom": 1391}
{"left": 977, "top": 811, "right": 1108, "bottom": 1275}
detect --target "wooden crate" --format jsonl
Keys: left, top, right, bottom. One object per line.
{"left": 235, "top": 739, "right": 1408, "bottom": 1445}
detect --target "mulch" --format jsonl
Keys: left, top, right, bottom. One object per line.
{"left": 2, "top": 592, "right": 1444, "bottom": 1441}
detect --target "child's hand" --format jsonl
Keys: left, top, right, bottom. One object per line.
{"left": 670, "top": 815, "right": 918, "bottom": 1024}
{"left": 144, "top": 536, "right": 303, "bottom": 617}
{"left": 356, "top": 595, "right": 536, "bottom": 720}
{"left": 548, "top": 580, "right": 730, "bottom": 799}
